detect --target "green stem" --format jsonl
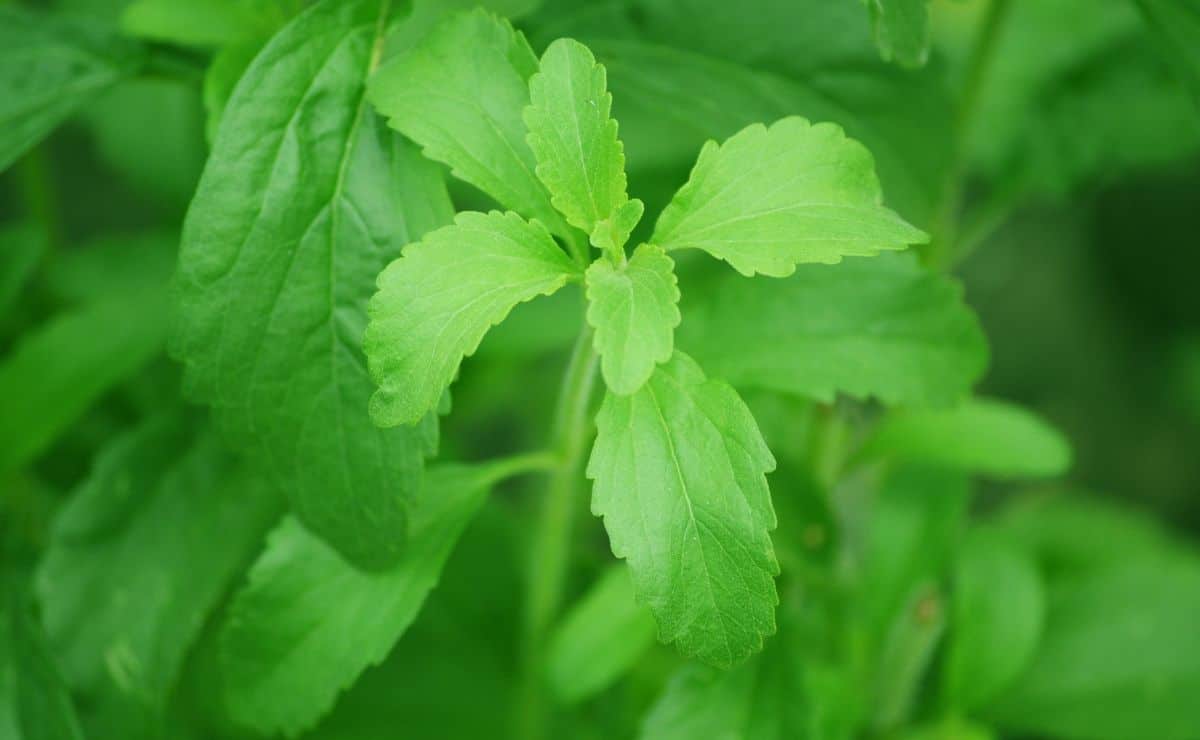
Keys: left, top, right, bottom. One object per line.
{"left": 924, "top": 0, "right": 1013, "bottom": 269}
{"left": 516, "top": 324, "right": 600, "bottom": 740}
{"left": 487, "top": 450, "right": 562, "bottom": 483}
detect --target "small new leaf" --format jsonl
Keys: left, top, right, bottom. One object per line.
{"left": 652, "top": 117, "right": 926, "bottom": 277}
{"left": 587, "top": 352, "right": 779, "bottom": 667}
{"left": 525, "top": 38, "right": 634, "bottom": 239}
{"left": 585, "top": 244, "right": 680, "bottom": 394}
{"left": 865, "top": 0, "right": 931, "bottom": 68}
{"left": 366, "top": 211, "right": 579, "bottom": 427}
{"left": 368, "top": 10, "right": 569, "bottom": 236}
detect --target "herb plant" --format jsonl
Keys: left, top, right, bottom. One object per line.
{"left": 3, "top": 1, "right": 1200, "bottom": 740}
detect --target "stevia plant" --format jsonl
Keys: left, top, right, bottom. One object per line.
{"left": 4, "top": 1, "right": 1200, "bottom": 740}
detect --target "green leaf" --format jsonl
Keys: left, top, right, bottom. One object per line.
{"left": 202, "top": 40, "right": 263, "bottom": 144}
{"left": 679, "top": 252, "right": 988, "bottom": 407}
{"left": 585, "top": 244, "right": 680, "bottom": 394}
{"left": 652, "top": 117, "right": 926, "bottom": 277}
{"left": 34, "top": 412, "right": 282, "bottom": 717}
{"left": 987, "top": 559, "right": 1200, "bottom": 740}
{"left": 587, "top": 352, "right": 779, "bottom": 667}
{"left": 524, "top": 38, "right": 634, "bottom": 240}
{"left": 219, "top": 462, "right": 508, "bottom": 736}
{"left": 367, "top": 9, "right": 569, "bottom": 236}
{"left": 865, "top": 0, "right": 930, "bottom": 68}
{"left": 121, "top": 0, "right": 291, "bottom": 46}
{"left": 0, "top": 224, "right": 46, "bottom": 317}
{"left": 8, "top": 588, "right": 85, "bottom": 740}
{"left": 0, "top": 291, "right": 167, "bottom": 476}
{"left": 43, "top": 232, "right": 176, "bottom": 306}
{"left": 593, "top": 39, "right": 954, "bottom": 227}
{"left": 1134, "top": 0, "right": 1200, "bottom": 104}
{"left": 0, "top": 7, "right": 140, "bottom": 173}
{"left": 546, "top": 565, "right": 656, "bottom": 703}
{"left": 861, "top": 398, "right": 1072, "bottom": 478}
{"left": 170, "top": 0, "right": 453, "bottom": 569}
{"left": 942, "top": 532, "right": 1045, "bottom": 711}
{"left": 366, "top": 210, "right": 579, "bottom": 427}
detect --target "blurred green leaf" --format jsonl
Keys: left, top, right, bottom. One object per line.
{"left": 0, "top": 288, "right": 167, "bottom": 476}
{"left": 678, "top": 253, "right": 987, "bottom": 407}
{"left": 865, "top": 0, "right": 931, "bottom": 67}
{"left": 861, "top": 398, "right": 1072, "bottom": 478}
{"left": 0, "top": 224, "right": 45, "bottom": 317}
{"left": 0, "top": 6, "right": 140, "bottom": 173}
{"left": 219, "top": 462, "right": 510, "bottom": 737}
{"left": 121, "top": 0, "right": 295, "bottom": 46}
{"left": 974, "top": 0, "right": 1200, "bottom": 198}
{"left": 546, "top": 565, "right": 656, "bottom": 703}
{"left": 8, "top": 585, "right": 85, "bottom": 740}
{"left": 987, "top": 558, "right": 1200, "bottom": 740}
{"left": 35, "top": 412, "right": 282, "bottom": 724}
{"left": 201, "top": 40, "right": 260, "bottom": 144}
{"left": 1133, "top": 0, "right": 1200, "bottom": 104}
{"left": 170, "top": 0, "right": 453, "bottom": 569}
{"left": 942, "top": 531, "right": 1045, "bottom": 710}
{"left": 368, "top": 9, "right": 570, "bottom": 237}
{"left": 43, "top": 232, "right": 175, "bottom": 306}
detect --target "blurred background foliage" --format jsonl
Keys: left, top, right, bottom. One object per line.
{"left": 1, "top": 0, "right": 1199, "bottom": 739}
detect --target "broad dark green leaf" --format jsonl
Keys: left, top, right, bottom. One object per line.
{"left": 585, "top": 244, "right": 680, "bottom": 394}
{"left": 0, "top": 224, "right": 45, "bottom": 317}
{"left": 368, "top": 9, "right": 570, "bottom": 236}
{"left": 865, "top": 0, "right": 930, "bottom": 68}
{"left": 35, "top": 412, "right": 282, "bottom": 717}
{"left": 987, "top": 559, "right": 1200, "bottom": 740}
{"left": 0, "top": 290, "right": 167, "bottom": 476}
{"left": 9, "top": 588, "right": 85, "bottom": 740}
{"left": 220, "top": 462, "right": 512, "bottom": 736}
{"left": 170, "top": 0, "right": 454, "bottom": 569}
{"left": 678, "top": 253, "right": 987, "bottom": 407}
{"left": 588, "top": 352, "right": 779, "bottom": 667}
{"left": 546, "top": 565, "right": 656, "bottom": 703}
{"left": 652, "top": 117, "right": 925, "bottom": 277}
{"left": 0, "top": 6, "right": 140, "bottom": 172}
{"left": 942, "top": 532, "right": 1044, "bottom": 710}
{"left": 861, "top": 398, "right": 1071, "bottom": 478}
{"left": 365, "top": 210, "right": 579, "bottom": 426}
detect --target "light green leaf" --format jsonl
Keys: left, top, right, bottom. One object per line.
{"left": 585, "top": 244, "right": 680, "bottom": 394}
{"left": 652, "top": 117, "right": 926, "bottom": 277}
{"left": 0, "top": 7, "right": 140, "bottom": 173}
{"left": 865, "top": 0, "right": 930, "bottom": 68}
{"left": 35, "top": 413, "right": 282, "bottom": 713}
{"left": 593, "top": 38, "right": 954, "bottom": 227}
{"left": 366, "top": 210, "right": 578, "bottom": 427}
{"left": 587, "top": 352, "right": 779, "bottom": 667}
{"left": 0, "top": 290, "right": 167, "bottom": 476}
{"left": 9, "top": 588, "right": 85, "bottom": 740}
{"left": 0, "top": 224, "right": 45, "bottom": 317}
{"left": 219, "top": 462, "right": 508, "bottom": 736}
{"left": 679, "top": 252, "right": 988, "bottom": 407}
{"left": 943, "top": 532, "right": 1044, "bottom": 710}
{"left": 547, "top": 565, "right": 656, "bottom": 703}
{"left": 987, "top": 559, "right": 1200, "bottom": 740}
{"left": 170, "top": 0, "right": 453, "bottom": 569}
{"left": 368, "top": 9, "right": 569, "bottom": 236}
{"left": 121, "top": 0, "right": 293, "bottom": 46}
{"left": 525, "top": 38, "right": 633, "bottom": 239}
{"left": 861, "top": 398, "right": 1072, "bottom": 478}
